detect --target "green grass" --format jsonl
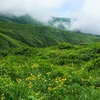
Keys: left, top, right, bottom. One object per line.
{"left": 0, "top": 42, "right": 100, "bottom": 100}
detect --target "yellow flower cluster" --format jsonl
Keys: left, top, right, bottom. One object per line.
{"left": 81, "top": 76, "right": 94, "bottom": 83}
{"left": 28, "top": 82, "right": 33, "bottom": 88}
{"left": 16, "top": 78, "right": 22, "bottom": 83}
{"left": 55, "top": 77, "right": 67, "bottom": 84}
{"left": 48, "top": 86, "right": 59, "bottom": 91}
{"left": 47, "top": 76, "right": 67, "bottom": 92}
{"left": 0, "top": 93, "right": 5, "bottom": 100}
{"left": 37, "top": 74, "right": 42, "bottom": 79}
{"left": 25, "top": 74, "right": 36, "bottom": 81}
{"left": 46, "top": 72, "right": 51, "bottom": 75}
{"left": 31, "top": 63, "right": 39, "bottom": 68}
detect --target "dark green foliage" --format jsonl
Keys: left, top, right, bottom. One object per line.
{"left": 86, "top": 57, "right": 100, "bottom": 71}
{"left": 58, "top": 42, "right": 74, "bottom": 49}
{"left": 7, "top": 47, "right": 39, "bottom": 56}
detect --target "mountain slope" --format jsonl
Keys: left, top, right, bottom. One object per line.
{"left": 0, "top": 41, "right": 100, "bottom": 99}
{"left": 0, "top": 20, "right": 100, "bottom": 50}
{"left": 0, "top": 14, "right": 42, "bottom": 25}
{"left": 0, "top": 14, "right": 74, "bottom": 30}
{"left": 0, "top": 32, "right": 27, "bottom": 50}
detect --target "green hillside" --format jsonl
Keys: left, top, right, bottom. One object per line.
{"left": 0, "top": 14, "right": 75, "bottom": 30}
{"left": 0, "top": 32, "right": 27, "bottom": 50}
{"left": 0, "top": 20, "right": 100, "bottom": 50}
{"left": 0, "top": 42, "right": 100, "bottom": 100}
{"left": 0, "top": 14, "right": 42, "bottom": 25}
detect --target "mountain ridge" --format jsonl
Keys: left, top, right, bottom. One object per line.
{"left": 0, "top": 14, "right": 100, "bottom": 50}
{"left": 0, "top": 14, "right": 43, "bottom": 25}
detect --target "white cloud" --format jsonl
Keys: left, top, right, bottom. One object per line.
{"left": 0, "top": 0, "right": 100, "bottom": 35}
{"left": 0, "top": 0, "right": 67, "bottom": 22}
{"left": 0, "top": 0, "right": 85, "bottom": 22}
{"left": 71, "top": 0, "right": 100, "bottom": 35}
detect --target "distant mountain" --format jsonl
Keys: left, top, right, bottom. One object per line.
{"left": 0, "top": 14, "right": 43, "bottom": 25}
{"left": 48, "top": 17, "right": 75, "bottom": 30}
{"left": 0, "top": 14, "right": 75, "bottom": 30}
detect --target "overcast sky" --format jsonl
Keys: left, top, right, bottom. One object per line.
{"left": 0, "top": 0, "right": 85, "bottom": 19}
{"left": 0, "top": 0, "right": 100, "bottom": 35}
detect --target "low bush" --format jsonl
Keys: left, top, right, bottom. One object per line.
{"left": 58, "top": 42, "right": 74, "bottom": 50}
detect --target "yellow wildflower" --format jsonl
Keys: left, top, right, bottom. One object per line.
{"left": 35, "top": 93, "right": 38, "bottom": 96}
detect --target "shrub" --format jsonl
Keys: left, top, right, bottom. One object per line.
{"left": 85, "top": 58, "right": 100, "bottom": 71}
{"left": 58, "top": 42, "right": 73, "bottom": 50}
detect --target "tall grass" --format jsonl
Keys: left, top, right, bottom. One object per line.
{"left": 0, "top": 42, "right": 100, "bottom": 100}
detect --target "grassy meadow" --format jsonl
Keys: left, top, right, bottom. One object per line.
{"left": 0, "top": 42, "right": 100, "bottom": 100}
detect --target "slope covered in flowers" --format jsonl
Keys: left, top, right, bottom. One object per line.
{"left": 0, "top": 42, "right": 100, "bottom": 100}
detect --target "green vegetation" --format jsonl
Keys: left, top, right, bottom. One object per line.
{"left": 0, "top": 15, "right": 100, "bottom": 99}
{"left": 1, "top": 20, "right": 100, "bottom": 50}
{"left": 0, "top": 14, "right": 42, "bottom": 25}
{"left": 0, "top": 32, "right": 25, "bottom": 50}
{"left": 0, "top": 42, "right": 100, "bottom": 100}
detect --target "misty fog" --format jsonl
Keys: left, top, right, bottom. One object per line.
{"left": 0, "top": 0, "right": 100, "bottom": 35}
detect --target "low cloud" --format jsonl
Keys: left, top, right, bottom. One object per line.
{"left": 0, "top": 0, "right": 100, "bottom": 35}
{"left": 71, "top": 0, "right": 100, "bottom": 35}
{"left": 0, "top": 0, "right": 66, "bottom": 22}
